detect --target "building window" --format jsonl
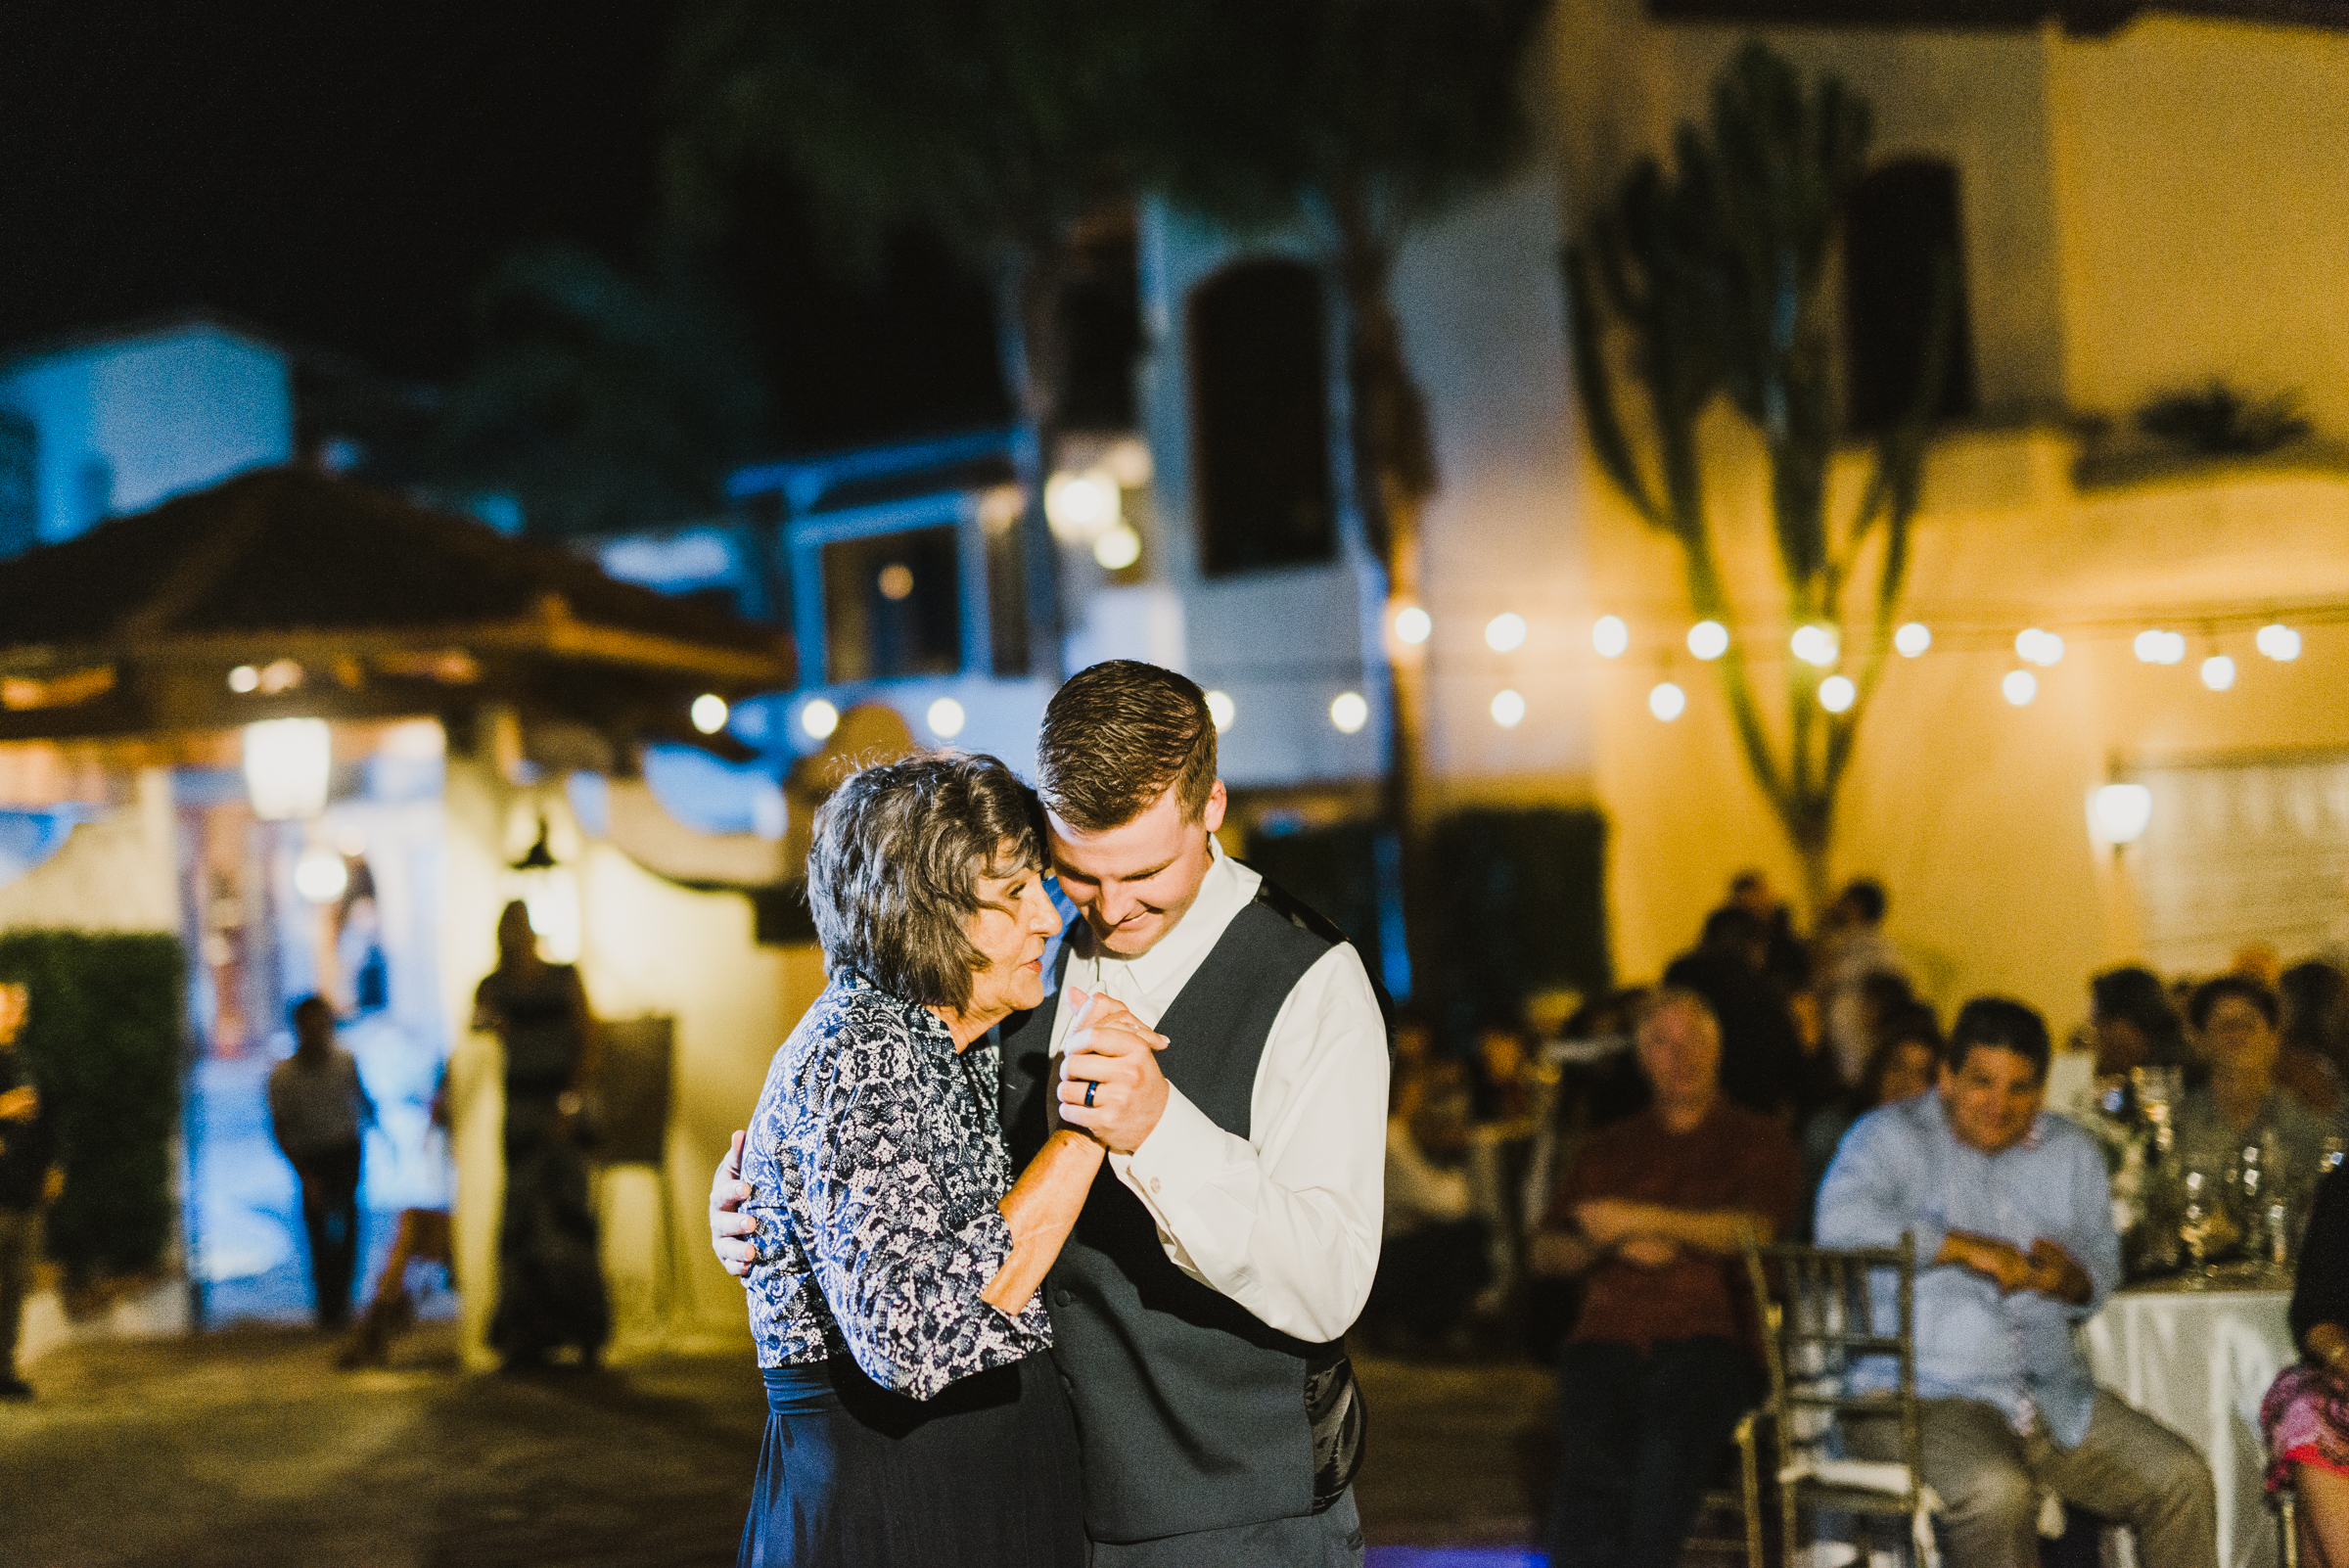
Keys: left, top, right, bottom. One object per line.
{"left": 1187, "top": 259, "right": 1335, "bottom": 576}
{"left": 1843, "top": 159, "right": 1978, "bottom": 435}
{"left": 819, "top": 524, "right": 963, "bottom": 682}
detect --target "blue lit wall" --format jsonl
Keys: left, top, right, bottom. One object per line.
{"left": 0, "top": 319, "right": 294, "bottom": 551}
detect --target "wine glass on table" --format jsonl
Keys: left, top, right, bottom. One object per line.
{"left": 2178, "top": 1169, "right": 2235, "bottom": 1289}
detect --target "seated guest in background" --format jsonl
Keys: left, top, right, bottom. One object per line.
{"left": 2277, "top": 961, "right": 2349, "bottom": 1121}
{"left": 1531, "top": 989, "right": 1801, "bottom": 1568}
{"left": 1665, "top": 907, "right": 1809, "bottom": 1120}
{"left": 2261, "top": 1162, "right": 2349, "bottom": 1568}
{"left": 2090, "top": 966, "right": 2191, "bottom": 1079}
{"left": 1798, "top": 1002, "right": 1941, "bottom": 1235}
{"left": 2176, "top": 975, "right": 2331, "bottom": 1188}
{"left": 1819, "top": 998, "right": 2216, "bottom": 1568}
{"left": 1368, "top": 1058, "right": 1491, "bottom": 1348}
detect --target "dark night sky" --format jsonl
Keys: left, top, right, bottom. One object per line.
{"left": 0, "top": 0, "right": 1011, "bottom": 453}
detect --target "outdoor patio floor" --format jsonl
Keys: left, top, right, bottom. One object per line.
{"left": 0, "top": 1324, "right": 1558, "bottom": 1567}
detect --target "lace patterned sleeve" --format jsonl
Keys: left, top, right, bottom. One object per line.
{"left": 790, "top": 1004, "right": 1052, "bottom": 1400}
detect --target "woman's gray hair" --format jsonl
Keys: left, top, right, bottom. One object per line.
{"left": 806, "top": 752, "right": 1046, "bottom": 1012}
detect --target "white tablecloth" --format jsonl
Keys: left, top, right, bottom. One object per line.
{"left": 2082, "top": 1283, "right": 2295, "bottom": 1568}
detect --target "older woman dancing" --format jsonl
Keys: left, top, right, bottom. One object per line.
{"left": 2265, "top": 1165, "right": 2349, "bottom": 1568}
{"left": 732, "top": 753, "right": 1144, "bottom": 1568}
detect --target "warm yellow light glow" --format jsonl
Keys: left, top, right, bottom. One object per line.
{"left": 1485, "top": 613, "right": 1528, "bottom": 653}
{"left": 2088, "top": 783, "right": 2153, "bottom": 848}
{"left": 800, "top": 699, "right": 841, "bottom": 740}
{"left": 1092, "top": 525, "right": 1142, "bottom": 570}
{"left": 1392, "top": 605, "right": 1431, "bottom": 645}
{"left": 926, "top": 697, "right": 966, "bottom": 738}
{"left": 1205, "top": 689, "right": 1234, "bottom": 730}
{"left": 1686, "top": 621, "right": 1728, "bottom": 661}
{"left": 2201, "top": 654, "right": 2235, "bottom": 691}
{"left": 691, "top": 694, "right": 729, "bottom": 734}
{"left": 2257, "top": 623, "right": 2301, "bottom": 662}
{"left": 1819, "top": 674, "right": 1856, "bottom": 713}
{"left": 2003, "top": 669, "right": 2038, "bottom": 706}
{"left": 243, "top": 718, "right": 332, "bottom": 821}
{"left": 2015, "top": 628, "right": 2064, "bottom": 667}
{"left": 877, "top": 563, "right": 914, "bottom": 600}
{"left": 295, "top": 845, "right": 348, "bottom": 904}
{"left": 1043, "top": 471, "right": 1119, "bottom": 541}
{"left": 1490, "top": 689, "right": 1526, "bottom": 728}
{"left": 1894, "top": 623, "right": 1931, "bottom": 658}
{"left": 1790, "top": 624, "right": 1839, "bottom": 668}
{"left": 1591, "top": 616, "right": 1629, "bottom": 659}
{"left": 227, "top": 664, "right": 260, "bottom": 693}
{"left": 2135, "top": 629, "right": 2187, "bottom": 665}
{"left": 1649, "top": 681, "right": 1686, "bottom": 721}
{"left": 1329, "top": 691, "right": 1369, "bottom": 734}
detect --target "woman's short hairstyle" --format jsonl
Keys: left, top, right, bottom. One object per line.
{"left": 2188, "top": 972, "right": 2280, "bottom": 1032}
{"left": 806, "top": 753, "right": 1045, "bottom": 1012}
{"left": 1946, "top": 996, "right": 2051, "bottom": 1080}
{"left": 1036, "top": 660, "right": 1218, "bottom": 831}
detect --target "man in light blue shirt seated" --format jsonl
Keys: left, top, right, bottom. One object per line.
{"left": 1818, "top": 997, "right": 2216, "bottom": 1568}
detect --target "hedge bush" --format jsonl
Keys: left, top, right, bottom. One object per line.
{"left": 0, "top": 931, "right": 184, "bottom": 1280}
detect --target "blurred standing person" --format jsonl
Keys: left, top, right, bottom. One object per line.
{"left": 475, "top": 900, "right": 609, "bottom": 1369}
{"left": 1664, "top": 907, "right": 1808, "bottom": 1119}
{"left": 2175, "top": 975, "right": 2331, "bottom": 1185}
{"left": 267, "top": 994, "right": 375, "bottom": 1330}
{"left": 2277, "top": 961, "right": 2349, "bottom": 1120}
{"left": 1369, "top": 1058, "right": 1490, "bottom": 1348}
{"left": 2260, "top": 1163, "right": 2349, "bottom": 1568}
{"left": 1799, "top": 1003, "right": 1942, "bottom": 1233}
{"left": 1727, "top": 869, "right": 1810, "bottom": 994}
{"left": 0, "top": 980, "right": 62, "bottom": 1400}
{"left": 1530, "top": 989, "right": 1802, "bottom": 1568}
{"left": 1819, "top": 878, "right": 1907, "bottom": 1085}
{"left": 2091, "top": 966, "right": 2191, "bottom": 1079}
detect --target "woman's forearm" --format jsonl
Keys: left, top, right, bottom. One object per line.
{"left": 982, "top": 1130, "right": 1106, "bottom": 1314}
{"left": 2307, "top": 1320, "right": 2349, "bottom": 1371}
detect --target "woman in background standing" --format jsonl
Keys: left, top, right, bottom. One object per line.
{"left": 475, "top": 900, "right": 608, "bottom": 1370}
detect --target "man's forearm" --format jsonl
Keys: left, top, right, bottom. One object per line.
{"left": 1641, "top": 1205, "right": 1774, "bottom": 1256}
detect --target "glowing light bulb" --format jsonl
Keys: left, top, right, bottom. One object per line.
{"left": 2135, "top": 629, "right": 2186, "bottom": 666}
{"left": 227, "top": 664, "right": 260, "bottom": 693}
{"left": 1092, "top": 524, "right": 1141, "bottom": 570}
{"left": 1819, "top": 675, "right": 1856, "bottom": 713}
{"left": 1649, "top": 681, "right": 1686, "bottom": 721}
{"left": 1204, "top": 690, "right": 1234, "bottom": 731}
{"left": 1043, "top": 471, "right": 1119, "bottom": 541}
{"left": 1485, "top": 613, "right": 1528, "bottom": 653}
{"left": 800, "top": 699, "right": 840, "bottom": 740}
{"left": 1490, "top": 689, "right": 1526, "bottom": 728}
{"left": 2015, "top": 628, "right": 2064, "bottom": 667}
{"left": 1686, "top": 621, "right": 1728, "bottom": 661}
{"left": 2088, "top": 783, "right": 2153, "bottom": 848}
{"left": 926, "top": 697, "right": 966, "bottom": 738}
{"left": 2201, "top": 655, "right": 2235, "bottom": 691}
{"left": 2257, "top": 623, "right": 2301, "bottom": 662}
{"left": 1329, "top": 691, "right": 1369, "bottom": 734}
{"left": 1392, "top": 606, "right": 1431, "bottom": 645}
{"left": 1894, "top": 623, "right": 1931, "bottom": 658}
{"left": 1591, "top": 616, "right": 1629, "bottom": 659}
{"left": 295, "top": 845, "right": 349, "bottom": 904}
{"left": 1790, "top": 624, "right": 1839, "bottom": 668}
{"left": 691, "top": 694, "right": 729, "bottom": 734}
{"left": 2003, "top": 669, "right": 2038, "bottom": 706}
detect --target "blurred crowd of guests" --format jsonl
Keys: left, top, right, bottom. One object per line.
{"left": 1368, "top": 868, "right": 2349, "bottom": 1568}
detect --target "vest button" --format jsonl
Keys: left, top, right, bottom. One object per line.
{"left": 1148, "top": 1176, "right": 1161, "bottom": 1194}
{"left": 1054, "top": 1288, "right": 1073, "bottom": 1306}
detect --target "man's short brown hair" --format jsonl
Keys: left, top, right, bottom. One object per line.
{"left": 1036, "top": 661, "right": 1218, "bottom": 831}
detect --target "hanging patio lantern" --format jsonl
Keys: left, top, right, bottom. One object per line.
{"left": 243, "top": 717, "right": 331, "bottom": 821}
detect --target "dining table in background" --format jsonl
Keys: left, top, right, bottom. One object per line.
{"left": 2081, "top": 1275, "right": 2296, "bottom": 1568}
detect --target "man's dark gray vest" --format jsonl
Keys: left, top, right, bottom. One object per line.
{"left": 997, "top": 878, "right": 1373, "bottom": 1545}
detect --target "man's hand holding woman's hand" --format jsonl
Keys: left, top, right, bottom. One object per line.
{"left": 1055, "top": 987, "right": 1170, "bottom": 1154}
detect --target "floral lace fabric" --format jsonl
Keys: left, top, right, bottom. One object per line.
{"left": 740, "top": 972, "right": 1051, "bottom": 1401}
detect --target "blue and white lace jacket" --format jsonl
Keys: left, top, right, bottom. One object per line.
{"left": 740, "top": 971, "right": 1052, "bottom": 1400}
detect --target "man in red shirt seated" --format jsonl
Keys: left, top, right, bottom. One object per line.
{"left": 1531, "top": 987, "right": 1801, "bottom": 1568}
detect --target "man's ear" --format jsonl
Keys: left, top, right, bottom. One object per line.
{"left": 1200, "top": 779, "right": 1227, "bottom": 835}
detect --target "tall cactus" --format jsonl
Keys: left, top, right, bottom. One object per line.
{"left": 1566, "top": 42, "right": 1954, "bottom": 910}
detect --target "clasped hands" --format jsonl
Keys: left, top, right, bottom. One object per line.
{"left": 1574, "top": 1198, "right": 1684, "bottom": 1268}
{"left": 706, "top": 991, "right": 1170, "bottom": 1278}
{"left": 1942, "top": 1228, "right": 2093, "bottom": 1303}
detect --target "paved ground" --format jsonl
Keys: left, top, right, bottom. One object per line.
{"left": 0, "top": 1325, "right": 1559, "bottom": 1567}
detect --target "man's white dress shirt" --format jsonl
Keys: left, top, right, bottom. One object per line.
{"left": 1045, "top": 843, "right": 1389, "bottom": 1344}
